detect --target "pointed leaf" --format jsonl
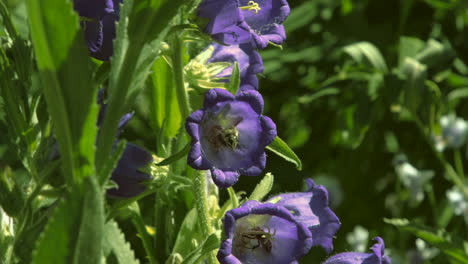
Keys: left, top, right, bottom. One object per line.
{"left": 227, "top": 62, "right": 240, "bottom": 94}
{"left": 266, "top": 136, "right": 302, "bottom": 170}
{"left": 249, "top": 173, "right": 274, "bottom": 202}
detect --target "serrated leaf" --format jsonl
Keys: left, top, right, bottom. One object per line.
{"left": 266, "top": 136, "right": 302, "bottom": 170}
{"left": 32, "top": 177, "right": 104, "bottom": 264}
{"left": 103, "top": 220, "right": 139, "bottom": 264}
{"left": 182, "top": 234, "right": 219, "bottom": 264}
{"left": 249, "top": 173, "right": 274, "bottom": 202}
{"left": 26, "top": 0, "right": 98, "bottom": 184}
{"left": 385, "top": 218, "right": 468, "bottom": 263}
{"left": 227, "top": 62, "right": 240, "bottom": 94}
{"left": 343, "top": 42, "right": 388, "bottom": 72}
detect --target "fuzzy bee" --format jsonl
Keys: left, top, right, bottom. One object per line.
{"left": 240, "top": 226, "right": 276, "bottom": 253}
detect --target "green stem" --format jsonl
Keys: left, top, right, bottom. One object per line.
{"left": 454, "top": 150, "right": 465, "bottom": 182}
{"left": 413, "top": 118, "right": 468, "bottom": 198}
{"left": 132, "top": 213, "right": 158, "bottom": 264}
{"left": 190, "top": 169, "right": 217, "bottom": 264}
{"left": 96, "top": 43, "right": 142, "bottom": 185}
{"left": 170, "top": 34, "right": 191, "bottom": 120}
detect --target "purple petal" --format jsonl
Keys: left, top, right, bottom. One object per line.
{"left": 218, "top": 201, "right": 313, "bottom": 264}
{"left": 188, "top": 142, "right": 211, "bottom": 170}
{"left": 323, "top": 237, "right": 392, "bottom": 264}
{"left": 73, "top": 0, "right": 114, "bottom": 19}
{"left": 260, "top": 116, "right": 277, "bottom": 146}
{"left": 210, "top": 168, "right": 240, "bottom": 188}
{"left": 267, "top": 179, "right": 341, "bottom": 253}
{"left": 204, "top": 88, "right": 235, "bottom": 108}
{"left": 235, "top": 89, "right": 264, "bottom": 114}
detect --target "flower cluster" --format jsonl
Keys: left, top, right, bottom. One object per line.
{"left": 217, "top": 179, "right": 392, "bottom": 263}
{"left": 185, "top": 0, "right": 294, "bottom": 186}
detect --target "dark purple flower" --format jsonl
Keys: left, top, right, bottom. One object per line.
{"left": 107, "top": 143, "right": 153, "bottom": 198}
{"left": 73, "top": 0, "right": 120, "bottom": 60}
{"left": 97, "top": 91, "right": 152, "bottom": 198}
{"left": 267, "top": 178, "right": 341, "bottom": 253}
{"left": 323, "top": 237, "right": 392, "bottom": 264}
{"left": 198, "top": 0, "right": 290, "bottom": 49}
{"left": 207, "top": 43, "right": 264, "bottom": 91}
{"left": 218, "top": 200, "right": 313, "bottom": 264}
{"left": 185, "top": 88, "right": 276, "bottom": 188}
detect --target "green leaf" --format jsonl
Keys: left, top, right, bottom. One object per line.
{"left": 26, "top": 0, "right": 98, "bottom": 184}
{"left": 103, "top": 220, "right": 139, "bottom": 264}
{"left": 150, "top": 57, "right": 182, "bottom": 141}
{"left": 171, "top": 209, "right": 199, "bottom": 258}
{"left": 343, "top": 42, "right": 388, "bottom": 72}
{"left": 227, "top": 61, "right": 240, "bottom": 95}
{"left": 385, "top": 218, "right": 468, "bottom": 263}
{"left": 399, "top": 36, "right": 425, "bottom": 65}
{"left": 266, "top": 136, "right": 302, "bottom": 170}
{"left": 156, "top": 143, "right": 190, "bottom": 166}
{"left": 401, "top": 57, "right": 427, "bottom": 114}
{"left": 298, "top": 88, "right": 340, "bottom": 104}
{"left": 182, "top": 234, "right": 219, "bottom": 264}
{"left": 249, "top": 173, "right": 274, "bottom": 202}
{"left": 415, "top": 39, "right": 454, "bottom": 68}
{"left": 96, "top": 0, "right": 186, "bottom": 181}
{"left": 32, "top": 177, "right": 104, "bottom": 264}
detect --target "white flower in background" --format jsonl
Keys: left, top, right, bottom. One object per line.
{"left": 435, "top": 115, "right": 468, "bottom": 151}
{"left": 415, "top": 238, "right": 439, "bottom": 260}
{"left": 393, "top": 155, "right": 434, "bottom": 204}
{"left": 446, "top": 186, "right": 468, "bottom": 224}
{"left": 346, "top": 225, "right": 369, "bottom": 252}
{"left": 1, "top": 208, "right": 14, "bottom": 236}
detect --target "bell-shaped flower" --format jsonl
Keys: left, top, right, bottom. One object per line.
{"left": 107, "top": 143, "right": 153, "bottom": 198}
{"left": 185, "top": 88, "right": 276, "bottom": 188}
{"left": 218, "top": 200, "right": 313, "bottom": 264}
{"left": 266, "top": 178, "right": 341, "bottom": 253}
{"left": 207, "top": 43, "right": 264, "bottom": 91}
{"left": 323, "top": 237, "right": 392, "bottom": 264}
{"left": 197, "top": 0, "right": 290, "bottom": 49}
{"left": 73, "top": 0, "right": 120, "bottom": 60}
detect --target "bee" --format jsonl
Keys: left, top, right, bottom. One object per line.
{"left": 240, "top": 226, "right": 276, "bottom": 253}
{"left": 207, "top": 126, "right": 240, "bottom": 149}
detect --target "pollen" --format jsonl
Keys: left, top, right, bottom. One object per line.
{"left": 240, "top": 1, "right": 261, "bottom": 14}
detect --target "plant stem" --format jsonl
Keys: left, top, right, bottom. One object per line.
{"left": 191, "top": 169, "right": 217, "bottom": 264}
{"left": 454, "top": 150, "right": 465, "bottom": 182}
{"left": 132, "top": 213, "right": 158, "bottom": 264}
{"left": 413, "top": 118, "right": 468, "bottom": 198}
{"left": 171, "top": 34, "right": 191, "bottom": 120}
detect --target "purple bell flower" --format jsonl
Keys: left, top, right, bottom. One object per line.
{"left": 185, "top": 88, "right": 276, "bottom": 188}
{"left": 97, "top": 90, "right": 153, "bottom": 198}
{"left": 267, "top": 179, "right": 341, "bottom": 253}
{"left": 107, "top": 143, "right": 153, "bottom": 198}
{"left": 218, "top": 200, "right": 313, "bottom": 264}
{"left": 198, "top": 0, "right": 290, "bottom": 49}
{"left": 73, "top": 0, "right": 120, "bottom": 60}
{"left": 207, "top": 43, "right": 264, "bottom": 91}
{"left": 323, "top": 237, "right": 392, "bottom": 264}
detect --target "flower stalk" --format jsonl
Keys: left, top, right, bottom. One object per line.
{"left": 191, "top": 169, "right": 218, "bottom": 264}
